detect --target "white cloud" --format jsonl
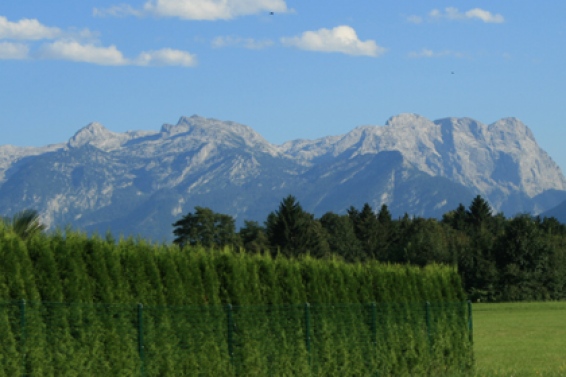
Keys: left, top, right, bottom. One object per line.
{"left": 406, "top": 15, "right": 423, "bottom": 24}
{"left": 135, "top": 48, "right": 197, "bottom": 66}
{"left": 39, "top": 41, "right": 197, "bottom": 67}
{"left": 212, "top": 36, "right": 274, "bottom": 49}
{"left": 39, "top": 41, "right": 128, "bottom": 66}
{"left": 281, "top": 25, "right": 385, "bottom": 57}
{"left": 408, "top": 48, "right": 465, "bottom": 58}
{"left": 0, "top": 15, "right": 196, "bottom": 67}
{"left": 429, "top": 7, "right": 504, "bottom": 23}
{"left": 93, "top": 4, "right": 144, "bottom": 18}
{"left": 0, "top": 42, "right": 29, "bottom": 59}
{"left": 465, "top": 8, "right": 505, "bottom": 23}
{"left": 0, "top": 16, "right": 61, "bottom": 40}
{"left": 96, "top": 0, "right": 289, "bottom": 20}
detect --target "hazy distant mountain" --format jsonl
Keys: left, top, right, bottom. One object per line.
{"left": 541, "top": 198, "right": 566, "bottom": 224}
{"left": 1, "top": 114, "right": 565, "bottom": 241}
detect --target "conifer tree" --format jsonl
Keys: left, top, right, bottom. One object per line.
{"left": 266, "top": 195, "right": 329, "bottom": 257}
{"left": 375, "top": 204, "right": 396, "bottom": 261}
{"left": 442, "top": 203, "right": 468, "bottom": 231}
{"left": 466, "top": 195, "right": 493, "bottom": 230}
{"left": 349, "top": 203, "right": 380, "bottom": 259}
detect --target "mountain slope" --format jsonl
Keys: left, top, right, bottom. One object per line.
{"left": 0, "top": 114, "right": 564, "bottom": 240}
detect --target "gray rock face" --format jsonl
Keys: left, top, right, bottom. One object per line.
{"left": 1, "top": 113, "right": 564, "bottom": 240}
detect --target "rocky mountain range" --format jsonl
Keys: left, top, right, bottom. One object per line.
{"left": 1, "top": 113, "right": 566, "bottom": 241}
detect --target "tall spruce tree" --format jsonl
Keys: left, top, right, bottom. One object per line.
{"left": 460, "top": 196, "right": 499, "bottom": 300}
{"left": 266, "top": 195, "right": 329, "bottom": 257}
{"left": 466, "top": 195, "right": 493, "bottom": 230}
{"left": 349, "top": 203, "right": 380, "bottom": 259}
{"left": 375, "top": 204, "right": 396, "bottom": 261}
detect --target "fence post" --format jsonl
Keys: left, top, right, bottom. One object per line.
{"left": 370, "top": 302, "right": 377, "bottom": 346}
{"left": 425, "top": 301, "right": 431, "bottom": 348}
{"left": 138, "top": 303, "right": 145, "bottom": 377}
{"left": 304, "top": 303, "right": 311, "bottom": 366}
{"left": 227, "top": 304, "right": 234, "bottom": 367}
{"left": 20, "top": 300, "right": 26, "bottom": 377}
{"left": 467, "top": 300, "right": 473, "bottom": 345}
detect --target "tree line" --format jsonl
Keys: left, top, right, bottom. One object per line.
{"left": 173, "top": 195, "right": 566, "bottom": 302}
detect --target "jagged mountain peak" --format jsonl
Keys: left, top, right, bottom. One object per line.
{"left": 434, "top": 117, "right": 489, "bottom": 144}
{"left": 381, "top": 114, "right": 442, "bottom": 148}
{"left": 71, "top": 121, "right": 108, "bottom": 138}
{"left": 160, "top": 115, "right": 280, "bottom": 155}
{"left": 385, "top": 113, "right": 430, "bottom": 127}
{"left": 68, "top": 122, "right": 128, "bottom": 150}
{"left": 489, "top": 117, "right": 535, "bottom": 141}
{"left": 1, "top": 113, "right": 565, "bottom": 241}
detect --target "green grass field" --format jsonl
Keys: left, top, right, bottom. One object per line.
{"left": 472, "top": 302, "right": 566, "bottom": 376}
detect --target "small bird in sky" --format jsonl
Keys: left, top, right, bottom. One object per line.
{"left": 270, "top": 12, "right": 274, "bottom": 15}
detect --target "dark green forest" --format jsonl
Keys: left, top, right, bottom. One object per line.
{"left": 173, "top": 195, "right": 566, "bottom": 302}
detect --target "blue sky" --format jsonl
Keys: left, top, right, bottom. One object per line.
{"left": 2, "top": 1, "right": 566, "bottom": 172}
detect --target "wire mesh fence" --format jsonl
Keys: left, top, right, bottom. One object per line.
{"left": 0, "top": 300, "right": 473, "bottom": 376}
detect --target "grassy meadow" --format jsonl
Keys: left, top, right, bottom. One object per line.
{"left": 472, "top": 302, "right": 566, "bottom": 376}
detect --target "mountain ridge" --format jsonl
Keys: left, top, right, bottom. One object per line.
{"left": 1, "top": 113, "right": 565, "bottom": 240}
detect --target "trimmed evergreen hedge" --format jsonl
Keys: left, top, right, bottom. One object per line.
{"left": 0, "top": 227, "right": 472, "bottom": 375}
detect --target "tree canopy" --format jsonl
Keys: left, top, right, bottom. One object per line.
{"left": 2, "top": 209, "right": 46, "bottom": 241}
{"left": 171, "top": 194, "right": 566, "bottom": 302}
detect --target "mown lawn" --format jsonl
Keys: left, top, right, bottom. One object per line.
{"left": 472, "top": 301, "right": 566, "bottom": 376}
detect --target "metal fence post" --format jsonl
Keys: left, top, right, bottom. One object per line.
{"left": 20, "top": 300, "right": 26, "bottom": 377}
{"left": 138, "top": 303, "right": 145, "bottom": 377}
{"left": 227, "top": 304, "right": 234, "bottom": 366}
{"left": 370, "top": 302, "right": 377, "bottom": 346}
{"left": 425, "top": 301, "right": 431, "bottom": 348}
{"left": 304, "top": 303, "right": 311, "bottom": 366}
{"left": 467, "top": 300, "right": 473, "bottom": 345}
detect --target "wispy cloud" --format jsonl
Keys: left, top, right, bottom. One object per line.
{"left": 281, "top": 25, "right": 385, "bottom": 57}
{"left": 408, "top": 7, "right": 504, "bottom": 24}
{"left": 39, "top": 41, "right": 128, "bottom": 65}
{"left": 408, "top": 48, "right": 465, "bottom": 59}
{"left": 0, "top": 42, "right": 29, "bottom": 59}
{"left": 135, "top": 48, "right": 197, "bottom": 66}
{"left": 95, "top": 0, "right": 290, "bottom": 20}
{"left": 406, "top": 15, "right": 423, "bottom": 24}
{"left": 0, "top": 16, "right": 61, "bottom": 40}
{"left": 39, "top": 40, "right": 197, "bottom": 67}
{"left": 93, "top": 5, "right": 144, "bottom": 18}
{"left": 0, "top": 15, "right": 196, "bottom": 66}
{"left": 212, "top": 36, "right": 274, "bottom": 50}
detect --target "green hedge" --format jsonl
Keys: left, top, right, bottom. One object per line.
{"left": 0, "top": 228, "right": 472, "bottom": 375}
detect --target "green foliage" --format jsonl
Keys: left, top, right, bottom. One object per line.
{"left": 266, "top": 195, "right": 330, "bottom": 258}
{"left": 167, "top": 194, "right": 566, "bottom": 303}
{"left": 172, "top": 206, "right": 239, "bottom": 249}
{"left": 2, "top": 209, "right": 46, "bottom": 241}
{"left": 0, "top": 226, "right": 469, "bottom": 375}
{"left": 320, "top": 212, "right": 363, "bottom": 262}
{"left": 238, "top": 220, "right": 270, "bottom": 253}
{"left": 9, "top": 192, "right": 566, "bottom": 373}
